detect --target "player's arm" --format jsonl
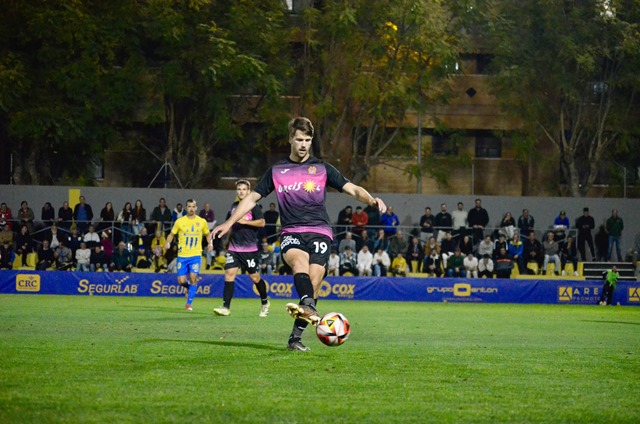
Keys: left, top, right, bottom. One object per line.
{"left": 342, "top": 182, "right": 387, "bottom": 214}
{"left": 212, "top": 191, "right": 263, "bottom": 239}
{"left": 164, "top": 232, "right": 174, "bottom": 250}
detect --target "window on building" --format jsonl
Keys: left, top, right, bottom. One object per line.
{"left": 432, "top": 133, "right": 458, "bottom": 156}
{"left": 475, "top": 132, "right": 502, "bottom": 158}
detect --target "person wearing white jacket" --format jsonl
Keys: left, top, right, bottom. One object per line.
{"left": 75, "top": 241, "right": 91, "bottom": 272}
{"left": 372, "top": 247, "right": 391, "bottom": 277}
{"left": 463, "top": 252, "right": 479, "bottom": 278}
{"left": 357, "top": 245, "right": 373, "bottom": 276}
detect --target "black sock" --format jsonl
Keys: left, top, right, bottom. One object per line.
{"left": 293, "top": 273, "right": 314, "bottom": 305}
{"left": 289, "top": 319, "right": 309, "bottom": 343}
{"left": 223, "top": 281, "right": 234, "bottom": 309}
{"left": 255, "top": 279, "right": 268, "bottom": 304}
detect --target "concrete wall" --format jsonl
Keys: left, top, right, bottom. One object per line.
{"left": 1, "top": 184, "right": 638, "bottom": 256}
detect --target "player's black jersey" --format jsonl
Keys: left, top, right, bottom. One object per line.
{"left": 227, "top": 202, "right": 263, "bottom": 253}
{"left": 254, "top": 157, "right": 349, "bottom": 240}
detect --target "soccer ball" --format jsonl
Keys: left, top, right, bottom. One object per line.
{"left": 316, "top": 312, "right": 351, "bottom": 347}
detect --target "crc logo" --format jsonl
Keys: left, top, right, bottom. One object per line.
{"left": 16, "top": 274, "right": 41, "bottom": 292}
{"left": 629, "top": 287, "right": 640, "bottom": 303}
{"left": 317, "top": 281, "right": 356, "bottom": 298}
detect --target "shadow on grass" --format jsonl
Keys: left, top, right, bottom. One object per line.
{"left": 139, "top": 338, "right": 284, "bottom": 351}
{"left": 582, "top": 319, "right": 640, "bottom": 326}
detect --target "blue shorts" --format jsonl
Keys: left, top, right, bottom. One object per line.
{"left": 177, "top": 256, "right": 201, "bottom": 277}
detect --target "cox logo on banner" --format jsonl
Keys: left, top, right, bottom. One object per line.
{"left": 317, "top": 281, "right": 356, "bottom": 299}
{"left": 253, "top": 281, "right": 294, "bottom": 298}
{"left": 16, "top": 274, "right": 41, "bottom": 292}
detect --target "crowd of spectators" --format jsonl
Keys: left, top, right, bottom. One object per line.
{"left": 0, "top": 197, "right": 637, "bottom": 280}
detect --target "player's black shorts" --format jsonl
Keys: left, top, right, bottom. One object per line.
{"left": 279, "top": 232, "right": 332, "bottom": 266}
{"left": 224, "top": 251, "right": 260, "bottom": 274}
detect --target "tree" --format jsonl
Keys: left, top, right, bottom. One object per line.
{"left": 295, "top": 0, "right": 462, "bottom": 184}
{"left": 481, "top": 0, "right": 640, "bottom": 196}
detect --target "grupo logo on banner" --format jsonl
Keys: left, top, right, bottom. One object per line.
{"left": 426, "top": 282, "right": 498, "bottom": 302}
{"left": 16, "top": 274, "right": 40, "bottom": 292}
{"left": 558, "top": 285, "right": 600, "bottom": 303}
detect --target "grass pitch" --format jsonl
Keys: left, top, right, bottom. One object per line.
{"left": 0, "top": 295, "right": 639, "bottom": 423}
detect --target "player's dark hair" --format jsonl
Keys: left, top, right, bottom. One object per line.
{"left": 236, "top": 179, "right": 251, "bottom": 190}
{"left": 185, "top": 199, "right": 196, "bottom": 206}
{"left": 288, "top": 117, "right": 314, "bottom": 139}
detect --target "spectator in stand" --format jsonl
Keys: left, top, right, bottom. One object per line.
{"left": 424, "top": 249, "right": 443, "bottom": 277}
{"left": 606, "top": 209, "right": 624, "bottom": 262}
{"left": 364, "top": 204, "right": 381, "bottom": 239}
{"left": 458, "top": 234, "right": 474, "bottom": 256}
{"left": 36, "top": 239, "right": 55, "bottom": 271}
{"left": 200, "top": 202, "right": 217, "bottom": 230}
{"left": 57, "top": 201, "right": 73, "bottom": 231}
{"left": 373, "top": 228, "right": 390, "bottom": 254}
{"left": 478, "top": 254, "right": 494, "bottom": 278}
{"left": 553, "top": 210, "right": 570, "bottom": 242}
{"left": 171, "top": 203, "right": 185, "bottom": 223}
{"left": 477, "top": 234, "right": 494, "bottom": 260}
{"left": 351, "top": 206, "right": 368, "bottom": 238}
{"left": 594, "top": 224, "right": 609, "bottom": 262}
{"left": 110, "top": 241, "right": 133, "bottom": 272}
{"left": 15, "top": 224, "right": 34, "bottom": 266}
{"left": 451, "top": 202, "right": 468, "bottom": 239}
{"left": 357, "top": 245, "right": 373, "bottom": 276}
{"left": 390, "top": 252, "right": 408, "bottom": 277}
{"left": 445, "top": 248, "right": 466, "bottom": 278}
{"left": 165, "top": 243, "right": 179, "bottom": 274}
{"left": 524, "top": 231, "right": 543, "bottom": 274}
{"left": 0, "top": 223, "right": 14, "bottom": 248}
{"left": 407, "top": 236, "right": 423, "bottom": 273}
{"left": 73, "top": 196, "right": 94, "bottom": 235}
{"left": 508, "top": 232, "right": 525, "bottom": 275}
{"left": 41, "top": 202, "right": 56, "bottom": 232}
{"left": 75, "top": 241, "right": 91, "bottom": 272}
{"left": 47, "top": 223, "right": 61, "bottom": 249}
{"left": 440, "top": 231, "right": 457, "bottom": 268}
{"left": 434, "top": 203, "right": 452, "bottom": 242}
{"left": 132, "top": 200, "right": 146, "bottom": 236}
{"left": 0, "top": 202, "right": 13, "bottom": 231}
{"left": 464, "top": 252, "right": 479, "bottom": 278}
{"left": 134, "top": 244, "right": 151, "bottom": 269}
{"left": 327, "top": 248, "right": 340, "bottom": 276}
{"left": 90, "top": 245, "right": 108, "bottom": 272}
{"left": 575, "top": 207, "right": 595, "bottom": 261}
{"left": 499, "top": 211, "right": 517, "bottom": 240}
{"left": 17, "top": 201, "right": 35, "bottom": 234}
{"left": 134, "top": 226, "right": 152, "bottom": 253}
{"left": 65, "top": 226, "right": 83, "bottom": 259}
{"left": 338, "top": 231, "right": 357, "bottom": 255}
{"left": 262, "top": 202, "right": 278, "bottom": 243}
{"left": 0, "top": 240, "right": 14, "bottom": 269}
{"left": 339, "top": 245, "right": 358, "bottom": 276}
{"left": 389, "top": 229, "right": 409, "bottom": 258}
{"left": 419, "top": 206, "right": 435, "bottom": 243}
{"left": 259, "top": 242, "right": 275, "bottom": 276}
{"left": 494, "top": 247, "right": 514, "bottom": 278}
{"left": 381, "top": 206, "right": 400, "bottom": 239}
{"left": 100, "top": 231, "right": 114, "bottom": 265}
{"left": 54, "top": 240, "right": 73, "bottom": 270}
{"left": 151, "top": 230, "right": 167, "bottom": 272}
{"left": 493, "top": 234, "right": 508, "bottom": 260}
{"left": 631, "top": 231, "right": 640, "bottom": 264}
{"left": 150, "top": 197, "right": 172, "bottom": 234}
{"left": 517, "top": 209, "right": 535, "bottom": 238}
{"left": 357, "top": 229, "right": 374, "bottom": 254}
{"left": 542, "top": 231, "right": 561, "bottom": 275}
{"left": 117, "top": 202, "right": 133, "bottom": 245}
{"left": 83, "top": 224, "right": 100, "bottom": 248}
{"left": 336, "top": 205, "right": 353, "bottom": 241}
{"left": 372, "top": 247, "right": 391, "bottom": 277}
{"left": 560, "top": 235, "right": 579, "bottom": 276}
{"left": 97, "top": 202, "right": 115, "bottom": 234}
{"left": 467, "top": 198, "right": 490, "bottom": 244}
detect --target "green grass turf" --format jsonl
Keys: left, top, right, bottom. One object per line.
{"left": 0, "top": 295, "right": 639, "bottom": 423}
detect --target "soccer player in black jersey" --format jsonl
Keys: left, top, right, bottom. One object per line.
{"left": 213, "top": 117, "right": 386, "bottom": 351}
{"left": 213, "top": 179, "right": 270, "bottom": 318}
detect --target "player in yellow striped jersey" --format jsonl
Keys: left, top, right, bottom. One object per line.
{"left": 165, "top": 199, "right": 212, "bottom": 311}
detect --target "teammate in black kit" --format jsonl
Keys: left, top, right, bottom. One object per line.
{"left": 213, "top": 117, "right": 386, "bottom": 351}
{"left": 213, "top": 179, "right": 270, "bottom": 317}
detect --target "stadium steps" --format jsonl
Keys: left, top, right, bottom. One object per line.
{"left": 582, "top": 261, "right": 638, "bottom": 281}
